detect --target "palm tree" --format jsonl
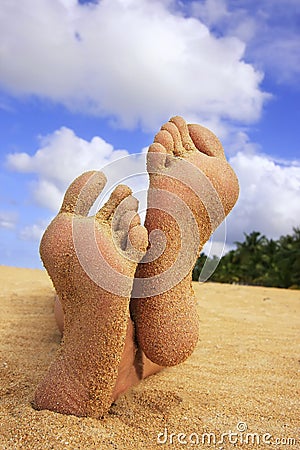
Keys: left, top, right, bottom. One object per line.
{"left": 233, "top": 231, "right": 268, "bottom": 284}
{"left": 276, "top": 227, "right": 300, "bottom": 288}
{"left": 193, "top": 228, "right": 300, "bottom": 288}
{"left": 192, "top": 253, "right": 207, "bottom": 281}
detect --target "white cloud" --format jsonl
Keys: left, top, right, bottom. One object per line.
{"left": 227, "top": 152, "right": 300, "bottom": 242}
{"left": 190, "top": 0, "right": 230, "bottom": 27}
{"left": 6, "top": 127, "right": 150, "bottom": 219}
{"left": 190, "top": 0, "right": 300, "bottom": 85}
{"left": 251, "top": 35, "right": 300, "bottom": 84}
{"left": 6, "top": 127, "right": 130, "bottom": 211}
{"left": 19, "top": 222, "right": 48, "bottom": 242}
{"left": 0, "top": 0, "right": 267, "bottom": 130}
{"left": 7, "top": 127, "right": 128, "bottom": 187}
{"left": 0, "top": 211, "right": 18, "bottom": 230}
{"left": 6, "top": 124, "right": 300, "bottom": 249}
{"left": 5, "top": 126, "right": 150, "bottom": 246}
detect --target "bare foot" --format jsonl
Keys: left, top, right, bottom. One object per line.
{"left": 34, "top": 171, "right": 148, "bottom": 418}
{"left": 53, "top": 294, "right": 163, "bottom": 400}
{"left": 53, "top": 292, "right": 165, "bottom": 397}
{"left": 131, "top": 116, "right": 239, "bottom": 366}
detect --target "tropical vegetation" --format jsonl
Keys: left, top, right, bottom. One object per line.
{"left": 192, "top": 227, "right": 300, "bottom": 289}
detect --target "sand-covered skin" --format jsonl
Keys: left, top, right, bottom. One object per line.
{"left": 0, "top": 266, "right": 299, "bottom": 449}
{"left": 131, "top": 116, "right": 239, "bottom": 367}
{"left": 34, "top": 172, "right": 148, "bottom": 418}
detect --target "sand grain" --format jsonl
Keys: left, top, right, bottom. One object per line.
{"left": 0, "top": 266, "right": 299, "bottom": 449}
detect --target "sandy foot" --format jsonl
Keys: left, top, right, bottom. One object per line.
{"left": 131, "top": 116, "right": 239, "bottom": 366}
{"left": 34, "top": 171, "right": 148, "bottom": 418}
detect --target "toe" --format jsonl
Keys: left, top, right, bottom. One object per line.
{"left": 147, "top": 142, "right": 168, "bottom": 172}
{"left": 127, "top": 224, "right": 148, "bottom": 254}
{"left": 112, "top": 195, "right": 139, "bottom": 231}
{"left": 161, "top": 121, "right": 185, "bottom": 157}
{"left": 60, "top": 171, "right": 107, "bottom": 216}
{"left": 154, "top": 129, "right": 174, "bottom": 154}
{"left": 170, "top": 116, "right": 196, "bottom": 153}
{"left": 107, "top": 191, "right": 144, "bottom": 252}
{"left": 119, "top": 210, "right": 141, "bottom": 233}
{"left": 187, "top": 123, "right": 225, "bottom": 159}
{"left": 114, "top": 210, "right": 141, "bottom": 250}
{"left": 96, "top": 185, "right": 132, "bottom": 223}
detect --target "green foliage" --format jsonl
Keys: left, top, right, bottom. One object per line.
{"left": 193, "top": 227, "right": 300, "bottom": 289}
{"left": 192, "top": 253, "right": 207, "bottom": 281}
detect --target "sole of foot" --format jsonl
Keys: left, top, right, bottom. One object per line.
{"left": 34, "top": 171, "right": 148, "bottom": 418}
{"left": 131, "top": 116, "right": 239, "bottom": 366}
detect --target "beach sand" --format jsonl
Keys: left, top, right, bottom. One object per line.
{"left": 0, "top": 265, "right": 299, "bottom": 449}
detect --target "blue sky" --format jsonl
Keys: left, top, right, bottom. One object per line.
{"left": 0, "top": 0, "right": 299, "bottom": 268}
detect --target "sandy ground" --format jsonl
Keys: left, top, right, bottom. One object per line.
{"left": 0, "top": 265, "right": 299, "bottom": 449}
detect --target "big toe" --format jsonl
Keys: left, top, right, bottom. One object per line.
{"left": 187, "top": 123, "right": 226, "bottom": 159}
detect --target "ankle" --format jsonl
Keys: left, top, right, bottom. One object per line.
{"left": 141, "top": 351, "right": 165, "bottom": 379}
